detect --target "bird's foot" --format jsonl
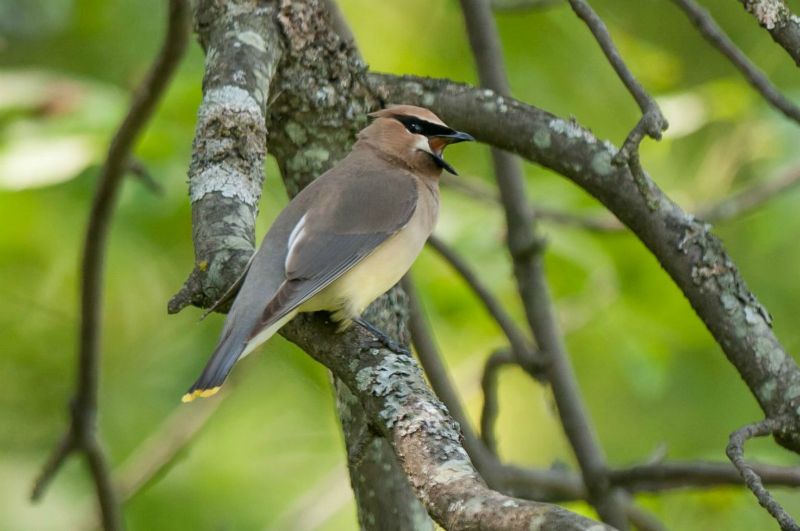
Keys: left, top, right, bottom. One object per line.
{"left": 353, "top": 317, "right": 411, "bottom": 357}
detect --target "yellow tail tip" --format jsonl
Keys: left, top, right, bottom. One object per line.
{"left": 181, "top": 386, "right": 221, "bottom": 403}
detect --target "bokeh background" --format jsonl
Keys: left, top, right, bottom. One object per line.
{"left": 2, "top": 0, "right": 800, "bottom": 529}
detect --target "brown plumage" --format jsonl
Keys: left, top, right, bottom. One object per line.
{"left": 183, "top": 105, "right": 473, "bottom": 402}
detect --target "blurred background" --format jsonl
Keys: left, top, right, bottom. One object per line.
{"left": 2, "top": 0, "right": 800, "bottom": 529}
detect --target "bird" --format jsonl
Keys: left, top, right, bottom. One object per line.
{"left": 182, "top": 105, "right": 474, "bottom": 402}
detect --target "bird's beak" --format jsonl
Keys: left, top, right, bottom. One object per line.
{"left": 437, "top": 131, "right": 475, "bottom": 144}
{"left": 428, "top": 130, "right": 474, "bottom": 175}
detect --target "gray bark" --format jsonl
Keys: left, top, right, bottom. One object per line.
{"left": 169, "top": 0, "right": 281, "bottom": 313}
{"left": 739, "top": 0, "right": 800, "bottom": 66}
{"left": 279, "top": 312, "right": 611, "bottom": 530}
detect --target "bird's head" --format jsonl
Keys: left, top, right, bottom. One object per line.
{"left": 361, "top": 105, "right": 474, "bottom": 176}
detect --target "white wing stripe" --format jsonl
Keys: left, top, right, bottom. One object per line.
{"left": 285, "top": 214, "right": 307, "bottom": 271}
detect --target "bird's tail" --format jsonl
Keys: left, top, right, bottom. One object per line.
{"left": 181, "top": 309, "right": 298, "bottom": 403}
{"left": 182, "top": 326, "right": 246, "bottom": 403}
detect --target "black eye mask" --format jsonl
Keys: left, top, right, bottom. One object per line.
{"left": 392, "top": 115, "right": 474, "bottom": 175}
{"left": 393, "top": 115, "right": 457, "bottom": 137}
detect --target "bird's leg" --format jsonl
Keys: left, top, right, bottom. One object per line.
{"left": 352, "top": 317, "right": 411, "bottom": 356}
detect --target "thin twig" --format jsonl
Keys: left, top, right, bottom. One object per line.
{"left": 567, "top": 0, "right": 668, "bottom": 163}
{"left": 441, "top": 173, "right": 626, "bottom": 232}
{"left": 672, "top": 0, "right": 800, "bottom": 124}
{"left": 458, "top": 0, "right": 629, "bottom": 527}
{"left": 479, "top": 349, "right": 516, "bottom": 455}
{"left": 31, "top": 430, "right": 75, "bottom": 501}
{"left": 114, "top": 395, "right": 225, "bottom": 500}
{"left": 31, "top": 2, "right": 190, "bottom": 529}
{"left": 698, "top": 164, "right": 800, "bottom": 221}
{"left": 533, "top": 206, "right": 625, "bottom": 232}
{"left": 127, "top": 158, "right": 163, "bottom": 195}
{"left": 479, "top": 349, "right": 516, "bottom": 454}
{"left": 446, "top": 162, "right": 800, "bottom": 233}
{"left": 566, "top": 0, "right": 667, "bottom": 197}
{"left": 402, "top": 276, "right": 483, "bottom": 448}
{"left": 426, "top": 235, "right": 541, "bottom": 373}
{"left": 727, "top": 418, "right": 800, "bottom": 531}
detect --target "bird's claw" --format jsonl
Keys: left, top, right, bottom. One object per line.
{"left": 365, "top": 337, "right": 411, "bottom": 357}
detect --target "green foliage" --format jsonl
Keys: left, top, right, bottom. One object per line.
{"left": 2, "top": 0, "right": 800, "bottom": 529}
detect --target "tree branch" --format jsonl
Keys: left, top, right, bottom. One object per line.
{"left": 727, "top": 418, "right": 800, "bottom": 530}
{"left": 566, "top": 0, "right": 667, "bottom": 171}
{"left": 445, "top": 163, "right": 800, "bottom": 233}
{"left": 369, "top": 73, "right": 800, "bottom": 452}
{"left": 114, "top": 392, "right": 225, "bottom": 501}
{"left": 405, "top": 276, "right": 665, "bottom": 530}
{"left": 738, "top": 0, "right": 800, "bottom": 66}
{"left": 672, "top": 0, "right": 800, "bottom": 124}
{"left": 31, "top": 3, "right": 190, "bottom": 530}
{"left": 426, "top": 235, "right": 542, "bottom": 373}
{"left": 458, "top": 0, "right": 629, "bottom": 526}
{"left": 610, "top": 460, "right": 800, "bottom": 492}
{"left": 697, "top": 163, "right": 800, "bottom": 222}
{"left": 280, "top": 313, "right": 611, "bottom": 530}
{"left": 168, "top": 0, "right": 283, "bottom": 313}
{"left": 478, "top": 349, "right": 516, "bottom": 454}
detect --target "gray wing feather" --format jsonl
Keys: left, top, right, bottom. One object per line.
{"left": 253, "top": 168, "right": 419, "bottom": 332}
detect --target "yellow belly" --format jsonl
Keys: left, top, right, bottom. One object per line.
{"left": 240, "top": 182, "right": 437, "bottom": 358}
{"left": 299, "top": 222, "right": 429, "bottom": 323}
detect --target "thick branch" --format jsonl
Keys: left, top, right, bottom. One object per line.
{"left": 168, "top": 0, "right": 283, "bottom": 313}
{"left": 31, "top": 3, "right": 190, "bottom": 530}
{"left": 405, "top": 277, "right": 664, "bottom": 529}
{"left": 280, "top": 314, "right": 611, "bottom": 531}
{"left": 369, "top": 73, "right": 800, "bottom": 451}
{"left": 738, "top": 0, "right": 800, "bottom": 66}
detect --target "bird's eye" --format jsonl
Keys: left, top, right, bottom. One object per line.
{"left": 409, "top": 122, "right": 422, "bottom": 134}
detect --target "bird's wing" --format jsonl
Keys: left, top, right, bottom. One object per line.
{"left": 253, "top": 167, "right": 420, "bottom": 332}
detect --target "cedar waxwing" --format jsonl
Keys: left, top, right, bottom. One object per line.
{"left": 182, "top": 105, "right": 473, "bottom": 402}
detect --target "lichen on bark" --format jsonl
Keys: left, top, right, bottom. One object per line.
{"left": 169, "top": 0, "right": 282, "bottom": 313}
